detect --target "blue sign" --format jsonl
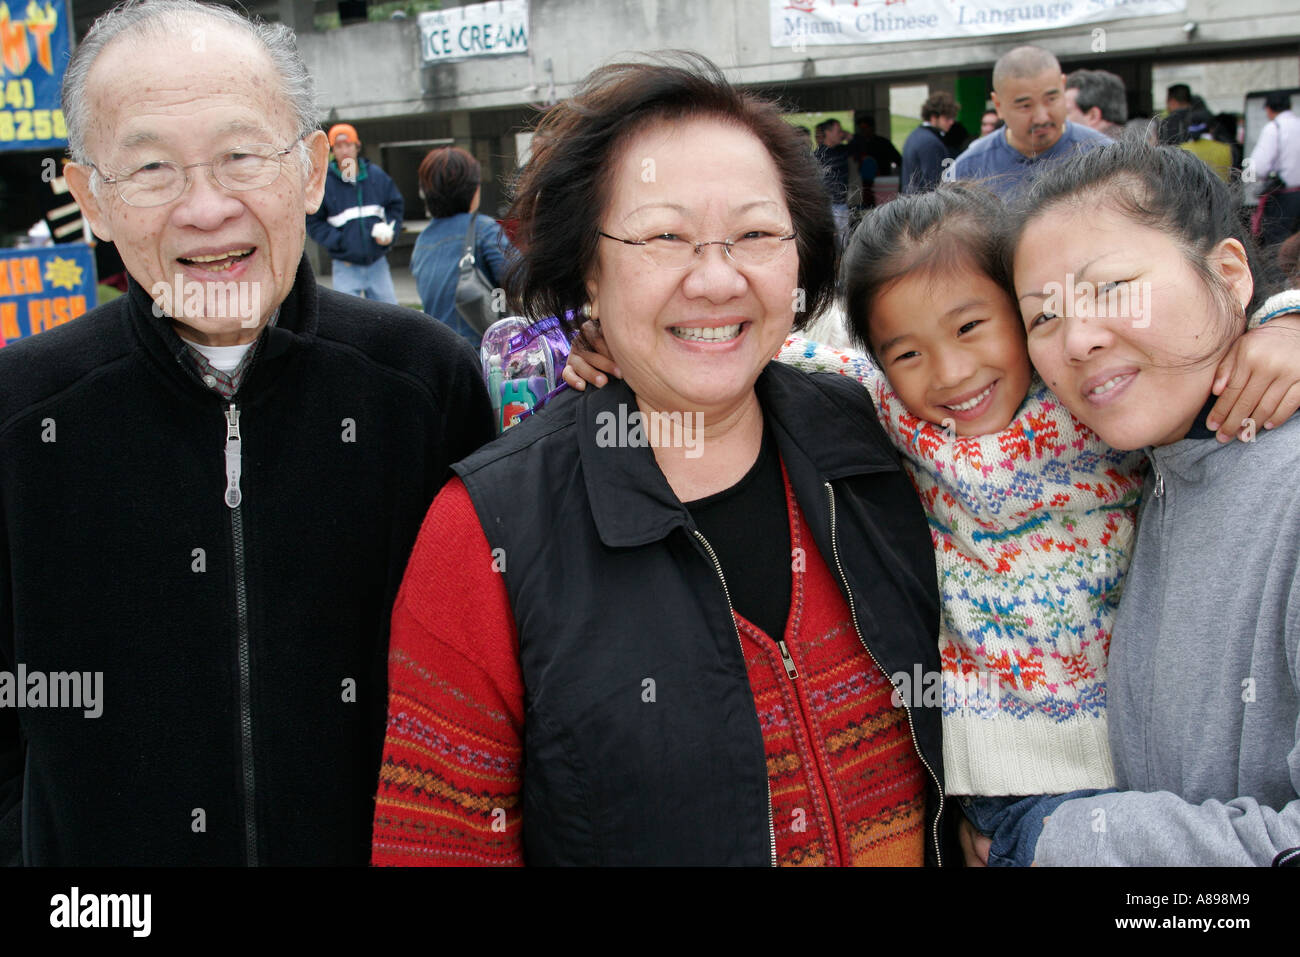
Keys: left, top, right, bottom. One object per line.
{"left": 0, "top": 243, "right": 96, "bottom": 347}
{"left": 0, "top": 0, "right": 71, "bottom": 151}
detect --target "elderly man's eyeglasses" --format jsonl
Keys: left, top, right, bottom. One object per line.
{"left": 598, "top": 230, "right": 797, "bottom": 269}
{"left": 91, "top": 143, "right": 300, "bottom": 208}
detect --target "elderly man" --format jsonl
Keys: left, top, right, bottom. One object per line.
{"left": 1064, "top": 69, "right": 1128, "bottom": 139}
{"left": 952, "top": 46, "right": 1108, "bottom": 199}
{"left": 0, "top": 0, "right": 493, "bottom": 865}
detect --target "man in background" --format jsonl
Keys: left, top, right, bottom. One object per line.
{"left": 900, "top": 92, "right": 957, "bottom": 194}
{"left": 1065, "top": 69, "right": 1128, "bottom": 139}
{"left": 952, "top": 46, "right": 1108, "bottom": 199}
{"left": 814, "top": 117, "right": 853, "bottom": 242}
{"left": 1249, "top": 92, "right": 1300, "bottom": 246}
{"left": 307, "top": 124, "right": 404, "bottom": 303}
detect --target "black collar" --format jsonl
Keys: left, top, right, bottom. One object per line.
{"left": 574, "top": 361, "right": 898, "bottom": 548}
{"left": 124, "top": 254, "right": 318, "bottom": 396}
{"left": 1181, "top": 394, "right": 1221, "bottom": 440}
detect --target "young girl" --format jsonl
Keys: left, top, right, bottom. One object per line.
{"left": 564, "top": 180, "right": 1300, "bottom": 866}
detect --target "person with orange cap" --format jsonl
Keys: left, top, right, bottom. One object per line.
{"left": 307, "top": 123, "right": 405, "bottom": 303}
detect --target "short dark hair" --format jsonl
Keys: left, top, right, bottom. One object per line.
{"left": 815, "top": 117, "right": 841, "bottom": 136}
{"left": 1065, "top": 69, "right": 1128, "bottom": 125}
{"left": 1167, "top": 84, "right": 1192, "bottom": 106}
{"left": 842, "top": 182, "right": 1008, "bottom": 352}
{"left": 418, "top": 146, "right": 481, "bottom": 218}
{"left": 506, "top": 52, "right": 837, "bottom": 331}
{"left": 1005, "top": 137, "right": 1281, "bottom": 352}
{"left": 921, "top": 92, "right": 957, "bottom": 122}
{"left": 1264, "top": 91, "right": 1292, "bottom": 114}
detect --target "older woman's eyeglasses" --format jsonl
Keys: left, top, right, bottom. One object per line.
{"left": 598, "top": 230, "right": 797, "bottom": 269}
{"left": 91, "top": 143, "right": 300, "bottom": 208}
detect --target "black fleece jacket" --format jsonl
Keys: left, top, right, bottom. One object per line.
{"left": 0, "top": 256, "right": 493, "bottom": 865}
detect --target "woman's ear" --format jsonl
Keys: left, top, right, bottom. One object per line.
{"left": 1209, "top": 237, "right": 1254, "bottom": 314}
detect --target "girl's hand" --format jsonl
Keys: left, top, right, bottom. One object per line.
{"left": 1208, "top": 317, "right": 1300, "bottom": 442}
{"left": 958, "top": 816, "right": 991, "bottom": 867}
{"left": 561, "top": 319, "right": 622, "bottom": 391}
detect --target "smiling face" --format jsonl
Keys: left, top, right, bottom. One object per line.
{"left": 64, "top": 22, "right": 329, "bottom": 346}
{"left": 869, "top": 263, "right": 1033, "bottom": 436}
{"left": 585, "top": 117, "right": 799, "bottom": 419}
{"left": 993, "top": 69, "right": 1068, "bottom": 156}
{"left": 1014, "top": 201, "right": 1253, "bottom": 450}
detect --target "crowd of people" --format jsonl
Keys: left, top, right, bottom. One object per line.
{"left": 2, "top": 0, "right": 1299, "bottom": 869}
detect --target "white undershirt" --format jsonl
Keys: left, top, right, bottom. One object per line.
{"left": 179, "top": 338, "right": 255, "bottom": 374}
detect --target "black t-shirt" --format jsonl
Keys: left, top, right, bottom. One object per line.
{"left": 684, "top": 423, "right": 792, "bottom": 640}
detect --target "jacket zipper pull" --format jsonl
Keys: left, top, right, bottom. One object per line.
{"left": 224, "top": 403, "right": 242, "bottom": 509}
{"left": 1153, "top": 462, "right": 1164, "bottom": 498}
{"left": 777, "top": 639, "right": 799, "bottom": 680}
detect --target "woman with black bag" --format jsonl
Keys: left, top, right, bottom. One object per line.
{"left": 411, "top": 146, "right": 517, "bottom": 346}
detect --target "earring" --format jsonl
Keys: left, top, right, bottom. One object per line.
{"left": 581, "top": 302, "right": 592, "bottom": 319}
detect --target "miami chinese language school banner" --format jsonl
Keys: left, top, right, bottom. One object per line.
{"left": 771, "top": 0, "right": 1187, "bottom": 46}
{"left": 0, "top": 0, "right": 70, "bottom": 151}
{"left": 419, "top": 0, "right": 528, "bottom": 63}
{"left": 0, "top": 243, "right": 95, "bottom": 347}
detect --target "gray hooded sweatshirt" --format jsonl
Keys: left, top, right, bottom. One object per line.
{"left": 1034, "top": 406, "right": 1300, "bottom": 865}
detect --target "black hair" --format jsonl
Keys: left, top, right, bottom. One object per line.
{"left": 1167, "top": 84, "right": 1192, "bottom": 105}
{"left": 1004, "top": 136, "right": 1282, "bottom": 357}
{"left": 1264, "top": 91, "right": 1292, "bottom": 114}
{"left": 418, "top": 147, "right": 481, "bottom": 218}
{"left": 841, "top": 182, "right": 1009, "bottom": 352}
{"left": 506, "top": 52, "right": 836, "bottom": 333}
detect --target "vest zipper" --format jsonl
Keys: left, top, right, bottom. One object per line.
{"left": 692, "top": 528, "right": 778, "bottom": 867}
{"left": 777, "top": 640, "right": 799, "bottom": 680}
{"left": 225, "top": 402, "right": 258, "bottom": 865}
{"left": 824, "top": 482, "right": 944, "bottom": 866}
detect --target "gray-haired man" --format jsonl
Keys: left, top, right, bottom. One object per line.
{"left": 0, "top": 0, "right": 493, "bottom": 865}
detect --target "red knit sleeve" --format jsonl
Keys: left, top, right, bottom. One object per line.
{"left": 371, "top": 478, "right": 526, "bottom": 866}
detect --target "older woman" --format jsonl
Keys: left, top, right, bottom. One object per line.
{"left": 371, "top": 56, "right": 948, "bottom": 866}
{"left": 1006, "top": 139, "right": 1300, "bottom": 865}
{"left": 410, "top": 146, "right": 515, "bottom": 346}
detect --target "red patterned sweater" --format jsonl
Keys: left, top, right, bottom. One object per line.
{"left": 372, "top": 469, "right": 926, "bottom": 866}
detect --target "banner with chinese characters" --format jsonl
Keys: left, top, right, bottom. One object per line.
{"left": 0, "top": 243, "right": 95, "bottom": 347}
{"left": 419, "top": 0, "right": 528, "bottom": 63}
{"left": 771, "top": 0, "right": 1187, "bottom": 46}
{"left": 0, "top": 0, "right": 70, "bottom": 150}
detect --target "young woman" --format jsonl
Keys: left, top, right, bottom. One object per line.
{"left": 1006, "top": 138, "right": 1300, "bottom": 865}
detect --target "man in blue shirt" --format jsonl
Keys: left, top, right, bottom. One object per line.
{"left": 952, "top": 46, "right": 1108, "bottom": 199}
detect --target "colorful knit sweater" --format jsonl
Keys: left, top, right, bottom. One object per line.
{"left": 777, "top": 337, "right": 1145, "bottom": 795}
{"left": 372, "top": 470, "right": 927, "bottom": 865}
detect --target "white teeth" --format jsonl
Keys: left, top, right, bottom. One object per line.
{"left": 671, "top": 324, "right": 742, "bottom": 342}
{"left": 943, "top": 382, "right": 994, "bottom": 412}
{"left": 1090, "top": 375, "right": 1128, "bottom": 396}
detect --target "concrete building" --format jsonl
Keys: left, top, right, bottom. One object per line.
{"left": 61, "top": 0, "right": 1300, "bottom": 270}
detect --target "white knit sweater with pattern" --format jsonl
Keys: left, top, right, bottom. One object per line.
{"left": 778, "top": 336, "right": 1145, "bottom": 795}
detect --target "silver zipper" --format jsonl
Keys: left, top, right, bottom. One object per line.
{"left": 777, "top": 640, "right": 799, "bottom": 680}
{"left": 692, "top": 528, "right": 778, "bottom": 867}
{"left": 224, "top": 405, "right": 242, "bottom": 509}
{"left": 1152, "top": 459, "right": 1164, "bottom": 498}
{"left": 226, "top": 401, "right": 258, "bottom": 865}
{"left": 824, "top": 483, "right": 944, "bottom": 866}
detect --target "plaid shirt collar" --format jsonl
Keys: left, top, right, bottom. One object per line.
{"left": 173, "top": 308, "right": 280, "bottom": 400}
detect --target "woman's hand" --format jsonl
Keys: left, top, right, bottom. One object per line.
{"left": 958, "top": 816, "right": 991, "bottom": 867}
{"left": 1207, "top": 317, "right": 1300, "bottom": 442}
{"left": 561, "top": 319, "right": 622, "bottom": 391}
